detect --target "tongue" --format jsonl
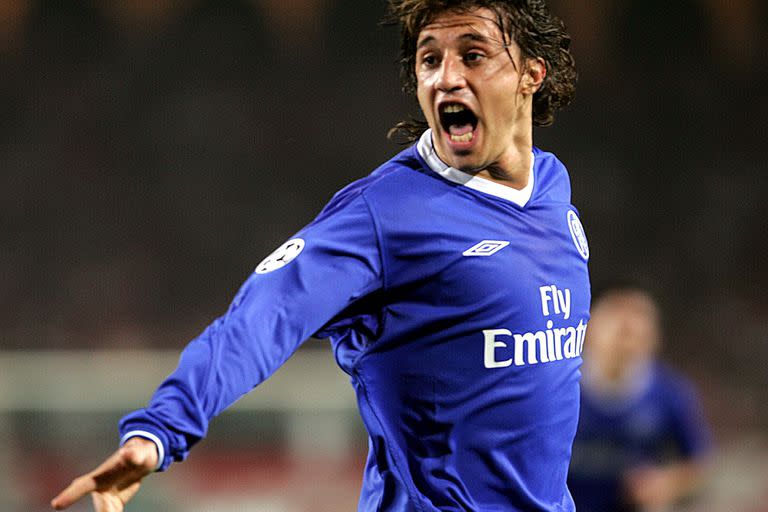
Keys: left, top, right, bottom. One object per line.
{"left": 449, "top": 123, "right": 473, "bottom": 136}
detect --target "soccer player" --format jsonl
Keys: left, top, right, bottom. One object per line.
{"left": 568, "top": 285, "right": 712, "bottom": 512}
{"left": 52, "top": 1, "right": 588, "bottom": 510}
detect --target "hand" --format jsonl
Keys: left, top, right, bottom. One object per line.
{"left": 623, "top": 462, "right": 704, "bottom": 511}
{"left": 51, "top": 437, "right": 159, "bottom": 511}
{"left": 624, "top": 465, "right": 676, "bottom": 510}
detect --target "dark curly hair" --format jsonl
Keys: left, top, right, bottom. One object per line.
{"left": 386, "top": 0, "right": 576, "bottom": 140}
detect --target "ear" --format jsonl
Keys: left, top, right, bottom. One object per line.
{"left": 521, "top": 57, "right": 547, "bottom": 95}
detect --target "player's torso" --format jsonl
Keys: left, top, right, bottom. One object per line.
{"left": 569, "top": 369, "right": 682, "bottom": 486}
{"left": 335, "top": 152, "right": 590, "bottom": 511}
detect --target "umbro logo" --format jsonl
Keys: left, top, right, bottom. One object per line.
{"left": 463, "top": 240, "right": 510, "bottom": 257}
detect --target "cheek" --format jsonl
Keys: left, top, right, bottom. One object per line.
{"left": 484, "top": 80, "right": 522, "bottom": 120}
{"left": 484, "top": 102, "right": 515, "bottom": 136}
{"left": 416, "top": 67, "right": 437, "bottom": 89}
{"left": 416, "top": 86, "right": 434, "bottom": 121}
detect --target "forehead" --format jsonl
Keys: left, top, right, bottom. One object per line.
{"left": 596, "top": 293, "right": 658, "bottom": 321}
{"left": 417, "top": 7, "right": 504, "bottom": 45}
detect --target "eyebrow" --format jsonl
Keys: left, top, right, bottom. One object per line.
{"left": 417, "top": 35, "right": 435, "bottom": 49}
{"left": 416, "top": 32, "right": 492, "bottom": 50}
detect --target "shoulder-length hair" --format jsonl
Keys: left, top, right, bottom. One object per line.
{"left": 386, "top": 0, "right": 576, "bottom": 141}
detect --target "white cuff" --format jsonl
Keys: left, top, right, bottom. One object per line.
{"left": 120, "top": 430, "right": 165, "bottom": 471}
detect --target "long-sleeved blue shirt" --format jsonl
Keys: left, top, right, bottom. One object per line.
{"left": 120, "top": 130, "right": 591, "bottom": 511}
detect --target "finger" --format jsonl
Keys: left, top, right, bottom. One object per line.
{"left": 89, "top": 481, "right": 141, "bottom": 512}
{"left": 92, "top": 492, "right": 124, "bottom": 512}
{"left": 51, "top": 475, "right": 98, "bottom": 510}
{"left": 116, "top": 480, "right": 142, "bottom": 503}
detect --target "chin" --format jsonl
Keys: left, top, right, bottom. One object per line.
{"left": 433, "top": 142, "right": 471, "bottom": 167}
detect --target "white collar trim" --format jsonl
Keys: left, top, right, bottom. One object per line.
{"left": 416, "top": 129, "right": 534, "bottom": 207}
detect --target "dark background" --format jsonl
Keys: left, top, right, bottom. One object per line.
{"left": 2, "top": 0, "right": 766, "bottom": 433}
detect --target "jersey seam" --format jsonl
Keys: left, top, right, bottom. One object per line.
{"left": 360, "top": 191, "right": 389, "bottom": 293}
{"left": 356, "top": 191, "right": 391, "bottom": 364}
{"left": 198, "top": 324, "right": 219, "bottom": 431}
{"left": 355, "top": 368, "right": 427, "bottom": 512}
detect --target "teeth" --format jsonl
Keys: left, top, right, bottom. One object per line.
{"left": 450, "top": 132, "right": 474, "bottom": 143}
{"left": 443, "top": 104, "right": 466, "bottom": 113}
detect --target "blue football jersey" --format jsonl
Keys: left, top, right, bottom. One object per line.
{"left": 567, "top": 363, "right": 713, "bottom": 512}
{"left": 120, "top": 130, "right": 591, "bottom": 511}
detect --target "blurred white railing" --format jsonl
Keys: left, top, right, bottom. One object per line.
{"left": 0, "top": 349, "right": 357, "bottom": 412}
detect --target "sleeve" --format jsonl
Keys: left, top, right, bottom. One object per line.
{"left": 666, "top": 374, "right": 714, "bottom": 460}
{"left": 118, "top": 191, "right": 383, "bottom": 471}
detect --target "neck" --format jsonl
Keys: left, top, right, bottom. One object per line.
{"left": 585, "top": 358, "right": 651, "bottom": 396}
{"left": 479, "top": 147, "right": 532, "bottom": 189}
{"left": 478, "top": 118, "right": 534, "bottom": 190}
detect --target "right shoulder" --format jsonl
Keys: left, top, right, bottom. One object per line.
{"left": 321, "top": 145, "right": 450, "bottom": 217}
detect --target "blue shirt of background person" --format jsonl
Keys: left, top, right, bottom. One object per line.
{"left": 568, "top": 285, "right": 713, "bottom": 512}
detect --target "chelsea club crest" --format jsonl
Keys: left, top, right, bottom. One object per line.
{"left": 567, "top": 211, "right": 589, "bottom": 261}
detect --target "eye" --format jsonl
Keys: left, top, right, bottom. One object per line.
{"left": 464, "top": 52, "right": 485, "bottom": 64}
{"left": 421, "top": 54, "right": 438, "bottom": 67}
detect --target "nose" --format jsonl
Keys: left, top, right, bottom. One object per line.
{"left": 435, "top": 55, "right": 466, "bottom": 92}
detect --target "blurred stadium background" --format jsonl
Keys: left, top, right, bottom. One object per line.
{"left": 1, "top": 0, "right": 766, "bottom": 510}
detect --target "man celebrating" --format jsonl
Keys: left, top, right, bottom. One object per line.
{"left": 53, "top": 1, "right": 587, "bottom": 510}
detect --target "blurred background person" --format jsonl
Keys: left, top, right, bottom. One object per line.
{"left": 568, "top": 285, "right": 713, "bottom": 512}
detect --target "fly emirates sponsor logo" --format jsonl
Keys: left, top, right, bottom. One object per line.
{"left": 483, "top": 285, "right": 587, "bottom": 369}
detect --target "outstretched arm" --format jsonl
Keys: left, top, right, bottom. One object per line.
{"left": 50, "top": 189, "right": 383, "bottom": 510}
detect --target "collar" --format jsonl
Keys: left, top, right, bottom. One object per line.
{"left": 416, "top": 129, "right": 534, "bottom": 207}
{"left": 581, "top": 362, "right": 656, "bottom": 414}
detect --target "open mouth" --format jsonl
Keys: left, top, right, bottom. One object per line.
{"left": 439, "top": 103, "right": 478, "bottom": 144}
